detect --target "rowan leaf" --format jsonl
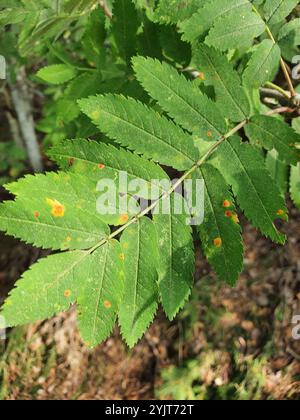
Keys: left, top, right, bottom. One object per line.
{"left": 180, "top": 0, "right": 252, "bottom": 42}
{"left": 111, "top": 0, "right": 139, "bottom": 63}
{"left": 245, "top": 115, "right": 300, "bottom": 166}
{"left": 132, "top": 56, "right": 227, "bottom": 140}
{"left": 153, "top": 0, "right": 203, "bottom": 24}
{"left": 77, "top": 240, "right": 125, "bottom": 348}
{"left": 1, "top": 251, "right": 91, "bottom": 326}
{"left": 205, "top": 10, "right": 265, "bottom": 52}
{"left": 153, "top": 193, "right": 195, "bottom": 320}
{"left": 264, "top": 0, "right": 299, "bottom": 25}
{"left": 118, "top": 217, "right": 159, "bottom": 347}
{"left": 290, "top": 163, "right": 300, "bottom": 210}
{"left": 192, "top": 44, "right": 251, "bottom": 122}
{"left": 209, "top": 136, "right": 287, "bottom": 244}
{"left": 79, "top": 94, "right": 199, "bottom": 171}
{"left": 243, "top": 40, "right": 281, "bottom": 89}
{"left": 37, "top": 64, "right": 77, "bottom": 85}
{"left": 198, "top": 164, "right": 243, "bottom": 285}
{"left": 0, "top": 172, "right": 110, "bottom": 250}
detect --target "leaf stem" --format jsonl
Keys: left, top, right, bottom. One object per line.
{"left": 87, "top": 119, "right": 248, "bottom": 255}
{"left": 265, "top": 81, "right": 291, "bottom": 100}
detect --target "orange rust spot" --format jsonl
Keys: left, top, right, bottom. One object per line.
{"left": 214, "top": 238, "right": 222, "bottom": 248}
{"left": 225, "top": 210, "right": 233, "bottom": 218}
{"left": 119, "top": 214, "right": 129, "bottom": 224}
{"left": 223, "top": 200, "right": 231, "bottom": 208}
{"left": 34, "top": 211, "right": 40, "bottom": 218}
{"left": 207, "top": 131, "right": 213, "bottom": 138}
{"left": 119, "top": 253, "right": 125, "bottom": 261}
{"left": 198, "top": 72, "right": 205, "bottom": 81}
{"left": 98, "top": 164, "right": 105, "bottom": 170}
{"left": 68, "top": 158, "right": 75, "bottom": 167}
{"left": 277, "top": 209, "right": 286, "bottom": 216}
{"left": 46, "top": 198, "right": 65, "bottom": 218}
{"left": 64, "top": 290, "right": 71, "bottom": 298}
{"left": 104, "top": 300, "right": 112, "bottom": 309}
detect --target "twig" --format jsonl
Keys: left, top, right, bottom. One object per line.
{"left": 265, "top": 82, "right": 291, "bottom": 101}
{"left": 5, "top": 111, "right": 24, "bottom": 150}
{"left": 98, "top": 0, "right": 112, "bottom": 19}
{"left": 266, "top": 107, "right": 295, "bottom": 116}
{"left": 9, "top": 67, "right": 43, "bottom": 172}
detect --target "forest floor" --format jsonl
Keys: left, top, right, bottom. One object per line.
{"left": 0, "top": 203, "right": 299, "bottom": 400}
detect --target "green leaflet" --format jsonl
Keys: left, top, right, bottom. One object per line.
{"left": 132, "top": 56, "right": 227, "bottom": 140}
{"left": 205, "top": 11, "right": 265, "bottom": 52}
{"left": 37, "top": 64, "right": 77, "bottom": 85}
{"left": 278, "top": 18, "right": 300, "bottom": 41}
{"left": 192, "top": 44, "right": 251, "bottom": 122}
{"left": 198, "top": 164, "right": 243, "bottom": 285}
{"left": 119, "top": 217, "right": 159, "bottom": 347}
{"left": 153, "top": 0, "right": 203, "bottom": 24}
{"left": 243, "top": 40, "right": 281, "bottom": 89}
{"left": 264, "top": 0, "right": 299, "bottom": 25}
{"left": 77, "top": 240, "right": 125, "bottom": 348}
{"left": 0, "top": 172, "right": 110, "bottom": 250}
{"left": 290, "top": 163, "right": 300, "bottom": 210}
{"left": 79, "top": 94, "right": 199, "bottom": 171}
{"left": 209, "top": 136, "right": 287, "bottom": 244}
{"left": 1, "top": 251, "right": 90, "bottom": 326}
{"left": 180, "top": 0, "right": 251, "bottom": 42}
{"left": 111, "top": 0, "right": 139, "bottom": 64}
{"left": 153, "top": 193, "right": 195, "bottom": 320}
{"left": 49, "top": 139, "right": 169, "bottom": 200}
{"left": 266, "top": 150, "right": 289, "bottom": 195}
{"left": 245, "top": 115, "right": 300, "bottom": 166}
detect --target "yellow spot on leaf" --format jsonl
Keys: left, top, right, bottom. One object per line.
{"left": 122, "top": 242, "right": 129, "bottom": 249}
{"left": 232, "top": 214, "right": 239, "bottom": 224}
{"left": 66, "top": 236, "right": 72, "bottom": 242}
{"left": 46, "top": 198, "right": 65, "bottom": 218}
{"left": 119, "top": 253, "right": 125, "bottom": 261}
{"left": 90, "top": 110, "right": 100, "bottom": 120}
{"left": 64, "top": 290, "right": 71, "bottom": 298}
{"left": 214, "top": 238, "right": 222, "bottom": 248}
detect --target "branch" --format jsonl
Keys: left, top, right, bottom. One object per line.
{"left": 9, "top": 67, "right": 43, "bottom": 172}
{"left": 98, "top": 0, "right": 112, "bottom": 19}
